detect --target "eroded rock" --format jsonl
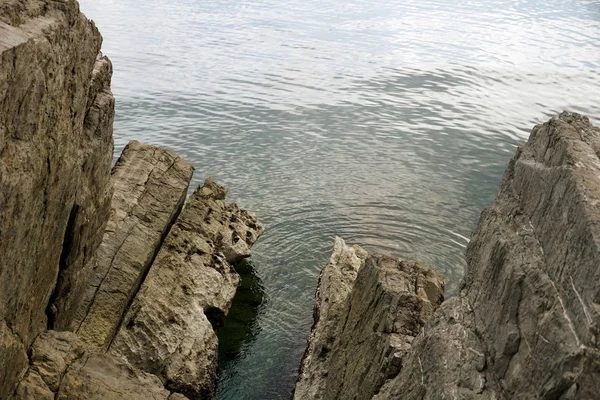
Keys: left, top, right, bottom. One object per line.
{"left": 0, "top": 0, "right": 113, "bottom": 396}
{"left": 73, "top": 140, "right": 194, "bottom": 353}
{"left": 110, "top": 178, "right": 264, "bottom": 399}
{"left": 294, "top": 237, "right": 368, "bottom": 399}
{"left": 13, "top": 370, "right": 54, "bottom": 400}
{"left": 29, "top": 331, "right": 86, "bottom": 392}
{"left": 294, "top": 238, "right": 444, "bottom": 400}
{"left": 459, "top": 112, "right": 600, "bottom": 398}
{"left": 57, "top": 354, "right": 174, "bottom": 400}
{"left": 296, "top": 112, "right": 600, "bottom": 400}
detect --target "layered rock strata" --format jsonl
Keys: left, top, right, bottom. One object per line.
{"left": 0, "top": 1, "right": 113, "bottom": 397}
{"left": 294, "top": 238, "right": 445, "bottom": 399}
{"left": 110, "top": 178, "right": 264, "bottom": 399}
{"left": 295, "top": 112, "right": 600, "bottom": 399}
{"left": 73, "top": 140, "right": 194, "bottom": 352}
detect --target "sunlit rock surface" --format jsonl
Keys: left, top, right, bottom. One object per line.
{"left": 110, "top": 178, "right": 264, "bottom": 399}
{"left": 73, "top": 140, "right": 194, "bottom": 353}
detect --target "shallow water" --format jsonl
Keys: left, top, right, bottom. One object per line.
{"left": 79, "top": 0, "right": 599, "bottom": 398}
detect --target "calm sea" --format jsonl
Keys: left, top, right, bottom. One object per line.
{"left": 78, "top": 0, "right": 600, "bottom": 398}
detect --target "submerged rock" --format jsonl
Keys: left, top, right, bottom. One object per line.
{"left": 73, "top": 140, "right": 194, "bottom": 352}
{"left": 110, "top": 178, "right": 264, "bottom": 399}
{"left": 295, "top": 112, "right": 600, "bottom": 399}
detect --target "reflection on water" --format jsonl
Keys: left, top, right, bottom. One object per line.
{"left": 79, "top": 0, "right": 599, "bottom": 398}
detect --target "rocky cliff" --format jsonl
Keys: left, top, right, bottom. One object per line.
{"left": 0, "top": 2, "right": 263, "bottom": 399}
{"left": 295, "top": 112, "right": 600, "bottom": 399}
{"left": 0, "top": 1, "right": 113, "bottom": 397}
{"left": 3, "top": 2, "right": 600, "bottom": 400}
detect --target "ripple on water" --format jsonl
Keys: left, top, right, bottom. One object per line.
{"left": 79, "top": 0, "right": 600, "bottom": 398}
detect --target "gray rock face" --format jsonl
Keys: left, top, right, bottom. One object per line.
{"left": 73, "top": 140, "right": 194, "bottom": 352}
{"left": 50, "top": 52, "right": 115, "bottom": 331}
{"left": 373, "top": 296, "right": 496, "bottom": 400}
{"left": 110, "top": 178, "right": 264, "bottom": 399}
{"left": 294, "top": 238, "right": 444, "bottom": 400}
{"left": 460, "top": 111, "right": 600, "bottom": 398}
{"left": 297, "top": 112, "right": 600, "bottom": 400}
{"left": 294, "top": 237, "right": 367, "bottom": 399}
{"left": 0, "top": 1, "right": 113, "bottom": 397}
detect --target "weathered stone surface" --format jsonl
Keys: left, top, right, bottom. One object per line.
{"left": 13, "top": 370, "right": 54, "bottom": 400}
{"left": 458, "top": 111, "right": 600, "bottom": 398}
{"left": 28, "top": 331, "right": 86, "bottom": 392}
{"left": 110, "top": 178, "right": 264, "bottom": 399}
{"left": 11, "top": 330, "right": 188, "bottom": 400}
{"left": 294, "top": 237, "right": 368, "bottom": 399}
{"left": 12, "top": 331, "right": 84, "bottom": 400}
{"left": 57, "top": 354, "right": 174, "bottom": 400}
{"left": 376, "top": 113, "right": 600, "bottom": 399}
{"left": 50, "top": 51, "right": 115, "bottom": 331}
{"left": 373, "top": 296, "right": 497, "bottom": 400}
{"left": 73, "top": 140, "right": 193, "bottom": 352}
{"left": 0, "top": 320, "right": 28, "bottom": 400}
{"left": 298, "top": 113, "right": 600, "bottom": 400}
{"left": 294, "top": 239, "right": 444, "bottom": 400}
{"left": 0, "top": 0, "right": 113, "bottom": 396}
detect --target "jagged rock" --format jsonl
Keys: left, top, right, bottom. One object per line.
{"left": 294, "top": 237, "right": 368, "bottom": 399}
{"left": 380, "top": 112, "right": 600, "bottom": 399}
{"left": 459, "top": 112, "right": 600, "bottom": 398}
{"left": 294, "top": 239, "right": 444, "bottom": 400}
{"left": 73, "top": 140, "right": 194, "bottom": 352}
{"left": 50, "top": 52, "right": 115, "bottom": 331}
{"left": 0, "top": 0, "right": 113, "bottom": 396}
{"left": 297, "top": 112, "right": 600, "bottom": 400}
{"left": 373, "top": 296, "right": 497, "bottom": 399}
{"left": 110, "top": 178, "right": 264, "bottom": 399}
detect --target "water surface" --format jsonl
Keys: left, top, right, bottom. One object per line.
{"left": 79, "top": 0, "right": 600, "bottom": 398}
